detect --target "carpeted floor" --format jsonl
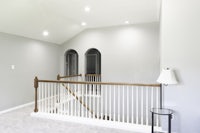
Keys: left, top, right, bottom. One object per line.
{"left": 0, "top": 105, "right": 140, "bottom": 133}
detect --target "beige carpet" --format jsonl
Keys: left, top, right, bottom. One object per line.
{"left": 0, "top": 105, "right": 140, "bottom": 133}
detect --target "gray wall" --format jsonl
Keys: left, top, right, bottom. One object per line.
{"left": 0, "top": 32, "right": 59, "bottom": 111}
{"left": 60, "top": 22, "right": 160, "bottom": 83}
{"left": 160, "top": 0, "right": 200, "bottom": 133}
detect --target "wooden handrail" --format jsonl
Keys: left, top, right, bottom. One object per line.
{"left": 37, "top": 78, "right": 160, "bottom": 87}
{"left": 58, "top": 74, "right": 82, "bottom": 80}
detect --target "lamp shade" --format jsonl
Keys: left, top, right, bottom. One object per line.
{"left": 157, "top": 68, "right": 178, "bottom": 84}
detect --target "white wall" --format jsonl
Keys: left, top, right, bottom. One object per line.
{"left": 0, "top": 32, "right": 59, "bottom": 111}
{"left": 60, "top": 22, "right": 160, "bottom": 83}
{"left": 160, "top": 0, "right": 200, "bottom": 133}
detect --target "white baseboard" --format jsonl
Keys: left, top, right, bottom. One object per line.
{"left": 0, "top": 101, "right": 34, "bottom": 115}
{"left": 31, "top": 112, "right": 162, "bottom": 133}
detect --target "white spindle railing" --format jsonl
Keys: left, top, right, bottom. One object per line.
{"left": 85, "top": 74, "right": 101, "bottom": 82}
{"left": 34, "top": 77, "right": 161, "bottom": 127}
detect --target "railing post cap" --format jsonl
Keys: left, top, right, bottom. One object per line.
{"left": 34, "top": 76, "right": 38, "bottom": 80}
{"left": 57, "top": 74, "right": 60, "bottom": 80}
{"left": 34, "top": 76, "right": 38, "bottom": 89}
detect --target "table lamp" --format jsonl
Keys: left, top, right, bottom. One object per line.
{"left": 157, "top": 68, "right": 178, "bottom": 108}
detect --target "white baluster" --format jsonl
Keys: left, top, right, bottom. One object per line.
{"left": 86, "top": 84, "right": 88, "bottom": 118}
{"left": 151, "top": 87, "right": 154, "bottom": 126}
{"left": 50, "top": 83, "right": 53, "bottom": 114}
{"left": 72, "top": 83, "right": 75, "bottom": 116}
{"left": 50, "top": 83, "right": 52, "bottom": 113}
{"left": 113, "top": 85, "right": 116, "bottom": 122}
{"left": 52, "top": 83, "right": 55, "bottom": 114}
{"left": 75, "top": 83, "right": 77, "bottom": 117}
{"left": 156, "top": 87, "right": 159, "bottom": 127}
{"left": 45, "top": 83, "right": 47, "bottom": 113}
{"left": 41, "top": 83, "right": 43, "bottom": 112}
{"left": 132, "top": 86, "right": 134, "bottom": 124}
{"left": 151, "top": 87, "right": 154, "bottom": 109}
{"left": 146, "top": 86, "right": 149, "bottom": 125}
{"left": 54, "top": 83, "right": 56, "bottom": 114}
{"left": 52, "top": 83, "right": 54, "bottom": 114}
{"left": 81, "top": 84, "right": 84, "bottom": 117}
{"left": 78, "top": 84, "right": 80, "bottom": 117}
{"left": 136, "top": 86, "right": 139, "bottom": 124}
{"left": 63, "top": 84, "right": 66, "bottom": 115}
{"left": 43, "top": 83, "right": 45, "bottom": 113}
{"left": 97, "top": 84, "right": 100, "bottom": 119}
{"left": 127, "top": 86, "right": 129, "bottom": 123}
{"left": 64, "top": 84, "right": 66, "bottom": 115}
{"left": 46, "top": 83, "right": 49, "bottom": 113}
{"left": 118, "top": 85, "right": 120, "bottom": 122}
{"left": 38, "top": 83, "right": 41, "bottom": 112}
{"left": 71, "top": 83, "right": 73, "bottom": 116}
{"left": 101, "top": 85, "right": 103, "bottom": 120}
{"left": 92, "top": 83, "right": 95, "bottom": 119}
{"left": 48, "top": 83, "right": 50, "bottom": 113}
{"left": 39, "top": 83, "right": 41, "bottom": 113}
{"left": 57, "top": 83, "right": 59, "bottom": 115}
{"left": 55, "top": 83, "right": 57, "bottom": 114}
{"left": 89, "top": 84, "right": 91, "bottom": 118}
{"left": 60, "top": 83, "right": 62, "bottom": 115}
{"left": 109, "top": 85, "right": 112, "bottom": 121}
{"left": 68, "top": 84, "right": 70, "bottom": 116}
{"left": 141, "top": 86, "right": 144, "bottom": 125}
{"left": 59, "top": 83, "right": 61, "bottom": 115}
{"left": 105, "top": 85, "right": 107, "bottom": 119}
{"left": 123, "top": 85, "right": 125, "bottom": 123}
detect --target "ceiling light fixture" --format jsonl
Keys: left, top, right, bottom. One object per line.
{"left": 81, "top": 22, "right": 87, "bottom": 26}
{"left": 125, "top": 21, "right": 130, "bottom": 24}
{"left": 84, "top": 6, "right": 91, "bottom": 12}
{"left": 43, "top": 31, "right": 49, "bottom": 36}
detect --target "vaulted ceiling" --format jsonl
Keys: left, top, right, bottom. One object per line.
{"left": 0, "top": 0, "right": 161, "bottom": 44}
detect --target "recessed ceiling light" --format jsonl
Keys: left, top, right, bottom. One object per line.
{"left": 81, "top": 22, "right": 87, "bottom": 26}
{"left": 84, "top": 6, "right": 91, "bottom": 12}
{"left": 125, "top": 21, "right": 130, "bottom": 24}
{"left": 43, "top": 31, "right": 49, "bottom": 36}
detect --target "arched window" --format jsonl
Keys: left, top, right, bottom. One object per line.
{"left": 85, "top": 48, "right": 101, "bottom": 74}
{"left": 65, "top": 49, "right": 78, "bottom": 76}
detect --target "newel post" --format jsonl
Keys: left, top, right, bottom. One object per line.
{"left": 34, "top": 77, "right": 39, "bottom": 112}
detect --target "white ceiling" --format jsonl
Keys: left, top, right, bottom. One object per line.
{"left": 0, "top": 0, "right": 161, "bottom": 44}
